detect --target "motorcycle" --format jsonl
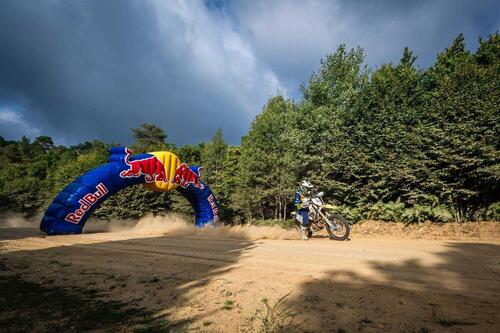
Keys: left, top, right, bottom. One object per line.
{"left": 292, "top": 191, "right": 350, "bottom": 241}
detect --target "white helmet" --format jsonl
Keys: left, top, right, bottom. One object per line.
{"left": 300, "top": 180, "right": 313, "bottom": 192}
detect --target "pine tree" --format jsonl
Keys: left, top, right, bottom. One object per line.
{"left": 234, "top": 96, "right": 295, "bottom": 220}
{"left": 201, "top": 128, "right": 227, "bottom": 186}
{"left": 422, "top": 34, "right": 499, "bottom": 220}
{"left": 130, "top": 123, "right": 169, "bottom": 152}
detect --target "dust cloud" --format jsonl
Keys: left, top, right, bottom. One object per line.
{"left": 104, "top": 215, "right": 300, "bottom": 240}
{"left": 0, "top": 212, "right": 300, "bottom": 240}
{"left": 0, "top": 213, "right": 42, "bottom": 228}
{"left": 2, "top": 212, "right": 498, "bottom": 242}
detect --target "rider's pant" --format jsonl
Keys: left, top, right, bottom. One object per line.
{"left": 296, "top": 210, "right": 309, "bottom": 227}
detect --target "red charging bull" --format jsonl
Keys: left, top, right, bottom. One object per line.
{"left": 120, "top": 148, "right": 167, "bottom": 183}
{"left": 172, "top": 164, "right": 205, "bottom": 189}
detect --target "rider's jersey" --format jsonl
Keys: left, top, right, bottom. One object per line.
{"left": 294, "top": 190, "right": 309, "bottom": 211}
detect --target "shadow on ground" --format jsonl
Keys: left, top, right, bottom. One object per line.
{"left": 1, "top": 227, "right": 499, "bottom": 333}
{"left": 0, "top": 227, "right": 39, "bottom": 241}
{"left": 0, "top": 229, "right": 256, "bottom": 332}
{"left": 278, "top": 242, "right": 500, "bottom": 333}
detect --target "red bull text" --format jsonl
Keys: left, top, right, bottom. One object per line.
{"left": 208, "top": 194, "right": 219, "bottom": 222}
{"left": 120, "top": 148, "right": 167, "bottom": 183}
{"left": 65, "top": 183, "right": 108, "bottom": 224}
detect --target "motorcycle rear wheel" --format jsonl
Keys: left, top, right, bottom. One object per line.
{"left": 325, "top": 214, "right": 350, "bottom": 241}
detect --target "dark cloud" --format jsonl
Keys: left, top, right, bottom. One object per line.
{"left": 0, "top": 0, "right": 498, "bottom": 145}
{"left": 335, "top": 0, "right": 500, "bottom": 66}
{"left": 0, "top": 0, "right": 280, "bottom": 145}
{"left": 228, "top": 0, "right": 499, "bottom": 95}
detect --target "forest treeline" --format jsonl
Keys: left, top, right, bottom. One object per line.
{"left": 1, "top": 33, "right": 498, "bottom": 223}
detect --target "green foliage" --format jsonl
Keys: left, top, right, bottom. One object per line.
{"left": 175, "top": 144, "right": 203, "bottom": 165}
{"left": 258, "top": 292, "right": 296, "bottom": 333}
{"left": 49, "top": 147, "right": 108, "bottom": 199}
{"left": 201, "top": 128, "right": 228, "bottom": 187}
{"left": 130, "top": 123, "right": 170, "bottom": 152}
{"left": 368, "top": 201, "right": 453, "bottom": 223}
{"left": 94, "top": 186, "right": 171, "bottom": 220}
{"left": 233, "top": 96, "right": 296, "bottom": 222}
{"left": 0, "top": 136, "right": 172, "bottom": 219}
{"left": 215, "top": 146, "right": 241, "bottom": 222}
{"left": 474, "top": 202, "right": 500, "bottom": 221}
{"left": 399, "top": 204, "right": 454, "bottom": 223}
{"left": 328, "top": 203, "right": 367, "bottom": 223}
{"left": 236, "top": 33, "right": 498, "bottom": 223}
{"left": 366, "top": 199, "right": 406, "bottom": 222}
{"left": 485, "top": 202, "right": 500, "bottom": 221}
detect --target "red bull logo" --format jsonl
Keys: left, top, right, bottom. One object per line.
{"left": 65, "top": 183, "right": 108, "bottom": 224}
{"left": 172, "top": 164, "right": 205, "bottom": 189}
{"left": 120, "top": 148, "right": 167, "bottom": 183}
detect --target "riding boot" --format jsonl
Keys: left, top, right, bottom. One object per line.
{"left": 300, "top": 226, "right": 309, "bottom": 240}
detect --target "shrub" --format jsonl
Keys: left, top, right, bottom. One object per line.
{"left": 366, "top": 199, "right": 405, "bottom": 221}
{"left": 401, "top": 204, "right": 454, "bottom": 223}
{"left": 486, "top": 202, "right": 500, "bottom": 221}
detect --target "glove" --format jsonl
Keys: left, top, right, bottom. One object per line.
{"left": 302, "top": 198, "right": 310, "bottom": 209}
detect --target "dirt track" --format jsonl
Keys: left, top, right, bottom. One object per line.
{"left": 1, "top": 220, "right": 499, "bottom": 332}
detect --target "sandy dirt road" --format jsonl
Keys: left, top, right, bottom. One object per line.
{"left": 1, "top": 222, "right": 499, "bottom": 332}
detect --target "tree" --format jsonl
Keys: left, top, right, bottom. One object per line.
{"left": 234, "top": 96, "right": 295, "bottom": 220}
{"left": 130, "top": 123, "right": 169, "bottom": 152}
{"left": 288, "top": 45, "right": 369, "bottom": 205}
{"left": 33, "top": 136, "right": 54, "bottom": 151}
{"left": 217, "top": 146, "right": 241, "bottom": 222}
{"left": 18, "top": 136, "right": 31, "bottom": 161}
{"left": 349, "top": 47, "right": 427, "bottom": 205}
{"left": 421, "top": 33, "right": 499, "bottom": 220}
{"left": 400, "top": 47, "right": 417, "bottom": 67}
{"left": 175, "top": 144, "right": 203, "bottom": 166}
{"left": 201, "top": 128, "right": 227, "bottom": 186}
{"left": 95, "top": 186, "right": 171, "bottom": 219}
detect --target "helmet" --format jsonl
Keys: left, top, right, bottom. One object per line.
{"left": 300, "top": 180, "right": 314, "bottom": 193}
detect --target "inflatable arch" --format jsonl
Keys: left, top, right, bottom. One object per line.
{"left": 40, "top": 147, "right": 219, "bottom": 235}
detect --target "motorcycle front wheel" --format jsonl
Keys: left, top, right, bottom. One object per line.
{"left": 325, "top": 214, "right": 350, "bottom": 241}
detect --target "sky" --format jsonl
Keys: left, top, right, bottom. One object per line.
{"left": 0, "top": 0, "right": 498, "bottom": 146}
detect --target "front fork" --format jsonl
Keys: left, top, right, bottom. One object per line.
{"left": 318, "top": 210, "right": 338, "bottom": 230}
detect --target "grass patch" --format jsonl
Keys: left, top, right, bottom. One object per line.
{"left": 223, "top": 299, "right": 235, "bottom": 310}
{"left": 258, "top": 292, "right": 297, "bottom": 333}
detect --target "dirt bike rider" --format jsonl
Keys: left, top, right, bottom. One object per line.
{"left": 294, "top": 180, "right": 315, "bottom": 240}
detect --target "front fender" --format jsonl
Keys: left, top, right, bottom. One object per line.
{"left": 323, "top": 204, "right": 336, "bottom": 210}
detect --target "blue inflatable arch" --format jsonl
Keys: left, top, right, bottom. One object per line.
{"left": 40, "top": 147, "right": 219, "bottom": 235}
